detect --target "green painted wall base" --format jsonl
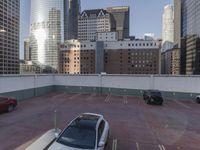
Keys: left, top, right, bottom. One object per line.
{"left": 0, "top": 86, "right": 54, "bottom": 101}
{"left": 54, "top": 85, "right": 199, "bottom": 101}
{"left": 0, "top": 85, "right": 199, "bottom": 101}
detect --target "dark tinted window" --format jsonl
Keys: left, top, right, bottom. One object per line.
{"left": 57, "top": 126, "right": 96, "bottom": 149}
{"left": 98, "top": 120, "right": 105, "bottom": 143}
{"left": 150, "top": 91, "right": 161, "bottom": 96}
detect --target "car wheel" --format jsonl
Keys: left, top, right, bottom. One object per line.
{"left": 196, "top": 98, "right": 200, "bottom": 103}
{"left": 145, "top": 99, "right": 150, "bottom": 104}
{"left": 8, "top": 105, "right": 14, "bottom": 112}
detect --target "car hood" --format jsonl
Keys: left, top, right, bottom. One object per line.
{"left": 48, "top": 142, "right": 94, "bottom": 150}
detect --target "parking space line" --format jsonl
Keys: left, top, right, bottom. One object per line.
{"left": 105, "top": 94, "right": 111, "bottom": 103}
{"left": 112, "top": 139, "right": 118, "bottom": 150}
{"left": 136, "top": 142, "right": 140, "bottom": 150}
{"left": 123, "top": 95, "right": 128, "bottom": 104}
{"left": 161, "top": 145, "right": 166, "bottom": 150}
{"left": 173, "top": 100, "right": 191, "bottom": 109}
{"left": 52, "top": 93, "right": 66, "bottom": 99}
{"left": 158, "top": 144, "right": 166, "bottom": 150}
{"left": 86, "top": 93, "right": 96, "bottom": 101}
{"left": 69, "top": 93, "right": 82, "bottom": 100}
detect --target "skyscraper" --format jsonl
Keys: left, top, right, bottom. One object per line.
{"left": 162, "top": 4, "right": 174, "bottom": 51}
{"left": 24, "top": 38, "right": 31, "bottom": 61}
{"left": 30, "top": 0, "right": 64, "bottom": 71}
{"left": 64, "top": 0, "right": 81, "bottom": 40}
{"left": 0, "top": 0, "right": 20, "bottom": 74}
{"left": 106, "top": 6, "right": 130, "bottom": 40}
{"left": 30, "top": 0, "right": 80, "bottom": 71}
{"left": 174, "top": 0, "right": 181, "bottom": 48}
{"left": 180, "top": 0, "right": 200, "bottom": 75}
{"left": 78, "top": 9, "right": 111, "bottom": 41}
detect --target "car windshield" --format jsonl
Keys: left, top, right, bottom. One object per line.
{"left": 57, "top": 125, "right": 96, "bottom": 149}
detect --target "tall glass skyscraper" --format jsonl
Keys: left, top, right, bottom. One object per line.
{"left": 30, "top": 0, "right": 64, "bottom": 71}
{"left": 64, "top": 0, "right": 81, "bottom": 40}
{"left": 30, "top": 0, "right": 80, "bottom": 71}
{"left": 180, "top": 0, "right": 200, "bottom": 74}
{"left": 162, "top": 4, "right": 174, "bottom": 52}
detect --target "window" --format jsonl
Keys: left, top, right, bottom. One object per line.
{"left": 98, "top": 120, "right": 105, "bottom": 143}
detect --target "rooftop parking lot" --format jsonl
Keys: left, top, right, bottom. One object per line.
{"left": 0, "top": 92, "right": 200, "bottom": 150}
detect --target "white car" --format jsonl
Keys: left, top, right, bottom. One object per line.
{"left": 48, "top": 113, "right": 109, "bottom": 150}
{"left": 196, "top": 95, "right": 200, "bottom": 103}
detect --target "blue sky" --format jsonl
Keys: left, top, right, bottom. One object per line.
{"left": 20, "top": 0, "right": 173, "bottom": 59}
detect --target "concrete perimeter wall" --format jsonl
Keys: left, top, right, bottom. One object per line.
{"left": 0, "top": 75, "right": 54, "bottom": 100}
{"left": 0, "top": 74, "right": 200, "bottom": 100}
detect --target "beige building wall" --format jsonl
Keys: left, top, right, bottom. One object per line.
{"left": 60, "top": 40, "right": 161, "bottom": 75}
{"left": 162, "top": 48, "right": 180, "bottom": 74}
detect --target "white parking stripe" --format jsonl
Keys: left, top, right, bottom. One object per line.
{"left": 112, "top": 139, "right": 118, "bottom": 150}
{"left": 123, "top": 96, "right": 128, "bottom": 104}
{"left": 158, "top": 145, "right": 163, "bottom": 150}
{"left": 173, "top": 100, "right": 191, "bottom": 109}
{"left": 69, "top": 93, "right": 81, "bottom": 100}
{"left": 86, "top": 93, "right": 96, "bottom": 101}
{"left": 161, "top": 145, "right": 166, "bottom": 150}
{"left": 136, "top": 142, "right": 140, "bottom": 150}
{"left": 158, "top": 144, "right": 166, "bottom": 150}
{"left": 105, "top": 94, "right": 111, "bottom": 103}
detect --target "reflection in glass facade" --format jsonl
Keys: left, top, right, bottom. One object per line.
{"left": 181, "top": 0, "right": 200, "bottom": 74}
{"left": 181, "top": 0, "right": 200, "bottom": 37}
{"left": 30, "top": 0, "right": 65, "bottom": 71}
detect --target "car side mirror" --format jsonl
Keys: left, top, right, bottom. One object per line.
{"left": 55, "top": 132, "right": 59, "bottom": 138}
{"left": 98, "top": 141, "right": 105, "bottom": 147}
{"left": 54, "top": 129, "right": 62, "bottom": 138}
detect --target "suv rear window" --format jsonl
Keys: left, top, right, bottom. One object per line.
{"left": 150, "top": 92, "right": 161, "bottom": 96}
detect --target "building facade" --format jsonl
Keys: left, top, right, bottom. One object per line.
{"left": 30, "top": 0, "right": 65, "bottom": 71}
{"left": 64, "top": 0, "right": 80, "bottom": 40}
{"left": 162, "top": 4, "right": 174, "bottom": 51}
{"left": 0, "top": 0, "right": 20, "bottom": 74}
{"left": 24, "top": 38, "right": 31, "bottom": 61}
{"left": 174, "top": 0, "right": 181, "bottom": 48}
{"left": 106, "top": 6, "right": 130, "bottom": 40}
{"left": 60, "top": 39, "right": 161, "bottom": 75}
{"left": 30, "top": 0, "right": 80, "bottom": 72}
{"left": 161, "top": 48, "right": 180, "bottom": 75}
{"left": 96, "top": 32, "right": 118, "bottom": 41}
{"left": 181, "top": 0, "right": 200, "bottom": 75}
{"left": 20, "top": 60, "right": 42, "bottom": 74}
{"left": 78, "top": 9, "right": 111, "bottom": 41}
{"left": 144, "top": 33, "right": 155, "bottom": 41}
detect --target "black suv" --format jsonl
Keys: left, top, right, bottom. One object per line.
{"left": 143, "top": 90, "right": 163, "bottom": 105}
{"left": 196, "top": 95, "right": 200, "bottom": 103}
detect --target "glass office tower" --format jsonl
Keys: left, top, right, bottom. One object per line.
{"left": 64, "top": 0, "right": 80, "bottom": 40}
{"left": 180, "top": 0, "right": 200, "bottom": 74}
{"left": 30, "top": 0, "right": 65, "bottom": 71}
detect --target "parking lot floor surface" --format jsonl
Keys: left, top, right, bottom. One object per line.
{"left": 0, "top": 92, "right": 200, "bottom": 150}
